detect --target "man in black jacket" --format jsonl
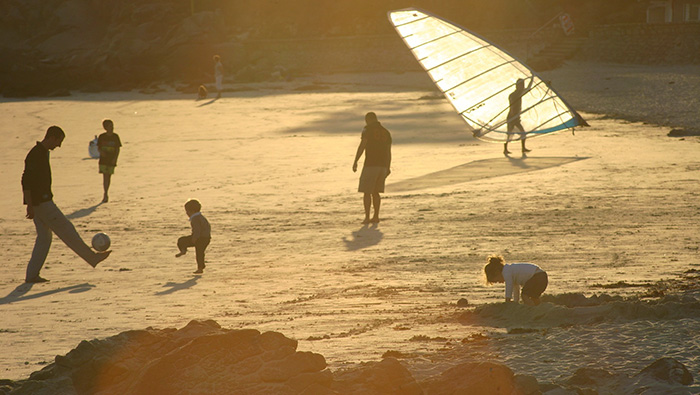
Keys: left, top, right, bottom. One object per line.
{"left": 22, "top": 126, "right": 111, "bottom": 283}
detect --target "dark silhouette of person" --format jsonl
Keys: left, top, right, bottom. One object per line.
{"left": 97, "top": 119, "right": 121, "bottom": 203}
{"left": 175, "top": 199, "right": 211, "bottom": 274}
{"left": 22, "top": 126, "right": 111, "bottom": 283}
{"left": 213, "top": 55, "right": 224, "bottom": 99}
{"left": 504, "top": 78, "right": 533, "bottom": 156}
{"left": 352, "top": 112, "right": 392, "bottom": 224}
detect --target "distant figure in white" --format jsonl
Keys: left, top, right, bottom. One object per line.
{"left": 504, "top": 78, "right": 533, "bottom": 156}
{"left": 213, "top": 55, "right": 224, "bottom": 99}
{"left": 352, "top": 112, "right": 392, "bottom": 224}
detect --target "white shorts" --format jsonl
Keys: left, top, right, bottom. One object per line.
{"left": 358, "top": 166, "right": 387, "bottom": 193}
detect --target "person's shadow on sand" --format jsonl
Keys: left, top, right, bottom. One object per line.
{"left": 506, "top": 154, "right": 529, "bottom": 168}
{"left": 197, "top": 97, "right": 218, "bottom": 107}
{"left": 66, "top": 202, "right": 103, "bottom": 220}
{"left": 342, "top": 223, "right": 383, "bottom": 251}
{"left": 0, "top": 283, "right": 95, "bottom": 305}
{"left": 387, "top": 156, "right": 587, "bottom": 193}
{"left": 155, "top": 276, "right": 199, "bottom": 296}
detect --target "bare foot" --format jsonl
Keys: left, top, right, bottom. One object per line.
{"left": 522, "top": 294, "right": 541, "bottom": 306}
{"left": 503, "top": 149, "right": 511, "bottom": 156}
{"left": 362, "top": 218, "right": 370, "bottom": 224}
{"left": 193, "top": 269, "right": 204, "bottom": 274}
{"left": 90, "top": 250, "right": 112, "bottom": 268}
{"left": 175, "top": 252, "right": 186, "bottom": 258}
{"left": 370, "top": 217, "right": 380, "bottom": 223}
{"left": 25, "top": 276, "right": 49, "bottom": 283}
{"left": 522, "top": 148, "right": 531, "bottom": 153}
{"left": 102, "top": 194, "right": 108, "bottom": 203}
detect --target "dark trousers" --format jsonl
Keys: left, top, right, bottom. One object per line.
{"left": 522, "top": 271, "right": 548, "bottom": 299}
{"left": 177, "top": 236, "right": 210, "bottom": 270}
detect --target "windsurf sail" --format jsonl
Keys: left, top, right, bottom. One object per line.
{"left": 388, "top": 8, "right": 587, "bottom": 143}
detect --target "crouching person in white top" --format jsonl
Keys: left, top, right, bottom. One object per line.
{"left": 484, "top": 254, "right": 548, "bottom": 306}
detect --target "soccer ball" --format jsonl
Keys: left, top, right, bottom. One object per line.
{"left": 92, "top": 232, "right": 111, "bottom": 252}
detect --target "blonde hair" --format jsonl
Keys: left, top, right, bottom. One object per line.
{"left": 484, "top": 254, "right": 505, "bottom": 284}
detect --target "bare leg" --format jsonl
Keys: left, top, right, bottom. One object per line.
{"left": 102, "top": 173, "right": 111, "bottom": 203}
{"left": 370, "top": 193, "right": 381, "bottom": 223}
{"left": 504, "top": 131, "right": 512, "bottom": 155}
{"left": 521, "top": 138, "right": 531, "bottom": 153}
{"left": 362, "top": 193, "right": 371, "bottom": 224}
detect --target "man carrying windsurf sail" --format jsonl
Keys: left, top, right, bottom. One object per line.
{"left": 387, "top": 8, "right": 589, "bottom": 153}
{"left": 504, "top": 77, "right": 534, "bottom": 156}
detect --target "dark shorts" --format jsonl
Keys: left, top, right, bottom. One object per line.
{"left": 99, "top": 164, "right": 115, "bottom": 174}
{"left": 358, "top": 166, "right": 387, "bottom": 193}
{"left": 521, "top": 271, "right": 548, "bottom": 299}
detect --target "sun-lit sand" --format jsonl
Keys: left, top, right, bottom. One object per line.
{"left": 1, "top": 62, "right": 699, "bottom": 392}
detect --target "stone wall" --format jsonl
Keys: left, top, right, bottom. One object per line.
{"left": 224, "top": 34, "right": 422, "bottom": 77}
{"left": 221, "top": 30, "right": 532, "bottom": 78}
{"left": 578, "top": 22, "right": 700, "bottom": 64}
{"left": 222, "top": 22, "right": 700, "bottom": 80}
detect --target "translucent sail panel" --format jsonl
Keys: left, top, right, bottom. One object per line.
{"left": 389, "top": 8, "right": 583, "bottom": 142}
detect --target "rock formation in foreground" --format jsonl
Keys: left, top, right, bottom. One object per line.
{"left": 0, "top": 319, "right": 693, "bottom": 394}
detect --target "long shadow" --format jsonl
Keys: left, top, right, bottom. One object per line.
{"left": 342, "top": 223, "right": 384, "bottom": 251}
{"left": 155, "top": 276, "right": 199, "bottom": 296}
{"left": 388, "top": 156, "right": 588, "bottom": 193}
{"left": 0, "top": 283, "right": 95, "bottom": 305}
{"left": 196, "top": 97, "right": 219, "bottom": 107}
{"left": 281, "top": 100, "right": 470, "bottom": 145}
{"left": 66, "top": 202, "right": 103, "bottom": 220}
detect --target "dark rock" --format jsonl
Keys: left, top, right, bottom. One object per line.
{"left": 635, "top": 357, "right": 694, "bottom": 385}
{"left": 332, "top": 357, "right": 422, "bottom": 395}
{"left": 668, "top": 128, "right": 700, "bottom": 137}
{"left": 515, "top": 374, "right": 540, "bottom": 394}
{"left": 566, "top": 367, "right": 615, "bottom": 386}
{"left": 420, "top": 361, "right": 517, "bottom": 395}
{"left": 6, "top": 320, "right": 332, "bottom": 395}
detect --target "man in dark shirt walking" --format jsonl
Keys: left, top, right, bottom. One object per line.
{"left": 352, "top": 112, "right": 392, "bottom": 224}
{"left": 22, "top": 126, "right": 111, "bottom": 283}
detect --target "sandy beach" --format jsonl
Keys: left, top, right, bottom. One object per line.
{"left": 1, "top": 61, "right": 699, "bottom": 393}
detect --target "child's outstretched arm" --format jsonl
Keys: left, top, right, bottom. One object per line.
{"left": 504, "top": 277, "right": 514, "bottom": 302}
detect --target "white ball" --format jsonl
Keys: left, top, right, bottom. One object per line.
{"left": 92, "top": 232, "right": 111, "bottom": 252}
